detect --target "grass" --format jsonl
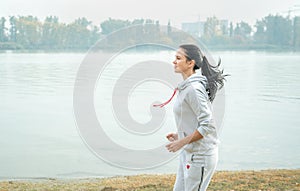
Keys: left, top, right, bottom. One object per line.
{"left": 0, "top": 169, "right": 299, "bottom": 191}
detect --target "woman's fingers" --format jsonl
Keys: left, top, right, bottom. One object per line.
{"left": 169, "top": 137, "right": 175, "bottom": 142}
{"left": 166, "top": 141, "right": 182, "bottom": 152}
{"left": 166, "top": 133, "right": 176, "bottom": 142}
{"left": 166, "top": 143, "right": 173, "bottom": 152}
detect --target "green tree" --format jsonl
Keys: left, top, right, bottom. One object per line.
{"left": 41, "top": 16, "right": 61, "bottom": 48}
{"left": 9, "top": 16, "right": 16, "bottom": 42}
{"left": 0, "top": 17, "right": 7, "bottom": 42}
{"left": 100, "top": 18, "right": 130, "bottom": 35}
{"left": 144, "top": 19, "right": 156, "bottom": 41}
{"left": 239, "top": 22, "right": 252, "bottom": 37}
{"left": 89, "top": 25, "right": 101, "bottom": 45}
{"left": 203, "top": 16, "right": 219, "bottom": 40}
{"left": 132, "top": 19, "right": 144, "bottom": 25}
{"left": 131, "top": 19, "right": 144, "bottom": 42}
{"left": 65, "top": 17, "right": 93, "bottom": 49}
{"left": 15, "top": 16, "right": 42, "bottom": 48}
{"left": 254, "top": 20, "right": 266, "bottom": 43}
{"left": 293, "top": 16, "right": 300, "bottom": 48}
{"left": 264, "top": 15, "right": 292, "bottom": 46}
{"left": 167, "top": 20, "right": 171, "bottom": 36}
{"left": 221, "top": 22, "right": 228, "bottom": 36}
{"left": 229, "top": 22, "right": 233, "bottom": 37}
{"left": 232, "top": 21, "right": 252, "bottom": 44}
{"left": 234, "top": 23, "right": 241, "bottom": 36}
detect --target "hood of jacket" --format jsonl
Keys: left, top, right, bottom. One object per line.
{"left": 177, "top": 70, "right": 207, "bottom": 91}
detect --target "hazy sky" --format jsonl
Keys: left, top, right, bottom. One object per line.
{"left": 1, "top": 0, "right": 299, "bottom": 27}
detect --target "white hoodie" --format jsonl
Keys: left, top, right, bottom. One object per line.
{"left": 173, "top": 70, "right": 219, "bottom": 155}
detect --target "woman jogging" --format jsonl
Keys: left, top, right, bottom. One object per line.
{"left": 158, "top": 44, "right": 226, "bottom": 191}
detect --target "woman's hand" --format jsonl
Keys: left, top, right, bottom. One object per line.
{"left": 166, "top": 132, "right": 178, "bottom": 142}
{"left": 166, "top": 139, "right": 186, "bottom": 152}
{"left": 166, "top": 130, "right": 203, "bottom": 152}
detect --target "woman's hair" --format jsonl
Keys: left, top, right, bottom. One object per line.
{"left": 179, "top": 44, "right": 227, "bottom": 102}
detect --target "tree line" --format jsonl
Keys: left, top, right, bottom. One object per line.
{"left": 201, "top": 15, "right": 300, "bottom": 50}
{"left": 0, "top": 16, "right": 99, "bottom": 50}
{"left": 0, "top": 15, "right": 299, "bottom": 50}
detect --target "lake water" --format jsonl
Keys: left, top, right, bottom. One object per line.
{"left": 0, "top": 50, "right": 299, "bottom": 179}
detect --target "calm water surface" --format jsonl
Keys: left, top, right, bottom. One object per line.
{"left": 0, "top": 50, "right": 299, "bottom": 179}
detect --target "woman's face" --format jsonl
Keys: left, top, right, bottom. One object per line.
{"left": 173, "top": 48, "right": 192, "bottom": 74}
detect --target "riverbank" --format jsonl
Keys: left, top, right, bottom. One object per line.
{"left": 0, "top": 169, "right": 299, "bottom": 191}
{"left": 1, "top": 42, "right": 300, "bottom": 53}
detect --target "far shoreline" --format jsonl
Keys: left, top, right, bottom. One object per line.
{"left": 1, "top": 46, "right": 300, "bottom": 54}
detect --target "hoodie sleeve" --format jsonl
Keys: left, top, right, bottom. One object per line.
{"left": 186, "top": 84, "right": 213, "bottom": 137}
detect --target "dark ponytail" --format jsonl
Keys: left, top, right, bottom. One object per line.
{"left": 179, "top": 44, "right": 227, "bottom": 102}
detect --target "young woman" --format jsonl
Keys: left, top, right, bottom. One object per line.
{"left": 165, "top": 44, "right": 226, "bottom": 191}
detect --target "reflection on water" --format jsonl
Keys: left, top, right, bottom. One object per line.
{"left": 0, "top": 51, "right": 299, "bottom": 179}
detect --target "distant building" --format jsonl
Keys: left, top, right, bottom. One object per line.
{"left": 181, "top": 21, "right": 205, "bottom": 37}
{"left": 219, "top": 19, "right": 229, "bottom": 36}
{"left": 182, "top": 19, "right": 229, "bottom": 37}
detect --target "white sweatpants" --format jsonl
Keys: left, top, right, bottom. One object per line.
{"left": 173, "top": 149, "right": 218, "bottom": 191}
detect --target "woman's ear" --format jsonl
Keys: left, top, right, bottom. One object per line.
{"left": 188, "top": 59, "right": 196, "bottom": 69}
